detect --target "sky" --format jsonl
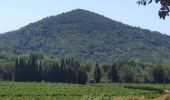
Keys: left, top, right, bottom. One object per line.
{"left": 0, "top": 0, "right": 170, "bottom": 35}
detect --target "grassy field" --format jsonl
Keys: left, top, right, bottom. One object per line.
{"left": 0, "top": 82, "right": 168, "bottom": 100}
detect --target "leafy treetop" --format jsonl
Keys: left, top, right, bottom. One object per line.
{"left": 137, "top": 0, "right": 170, "bottom": 19}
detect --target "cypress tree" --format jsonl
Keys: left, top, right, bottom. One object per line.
{"left": 108, "top": 64, "right": 119, "bottom": 82}
{"left": 38, "top": 61, "right": 43, "bottom": 82}
{"left": 14, "top": 59, "right": 19, "bottom": 81}
{"left": 61, "top": 58, "right": 66, "bottom": 82}
{"left": 94, "top": 63, "right": 102, "bottom": 83}
{"left": 18, "top": 58, "right": 26, "bottom": 81}
{"left": 66, "top": 67, "right": 75, "bottom": 83}
{"left": 76, "top": 70, "right": 88, "bottom": 84}
{"left": 30, "top": 55, "right": 39, "bottom": 81}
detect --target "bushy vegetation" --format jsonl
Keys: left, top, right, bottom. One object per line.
{"left": 0, "top": 9, "right": 170, "bottom": 63}
{"left": 0, "top": 82, "right": 167, "bottom": 99}
{"left": 1, "top": 51, "right": 170, "bottom": 85}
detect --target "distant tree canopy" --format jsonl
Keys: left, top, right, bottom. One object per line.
{"left": 137, "top": 0, "right": 170, "bottom": 19}
{"left": 2, "top": 51, "right": 170, "bottom": 84}
{"left": 1, "top": 9, "right": 170, "bottom": 63}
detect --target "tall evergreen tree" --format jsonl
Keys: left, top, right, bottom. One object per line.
{"left": 60, "top": 58, "right": 66, "bottom": 82}
{"left": 66, "top": 67, "right": 75, "bottom": 83}
{"left": 38, "top": 61, "right": 43, "bottom": 82}
{"left": 15, "top": 58, "right": 27, "bottom": 82}
{"left": 76, "top": 70, "right": 88, "bottom": 84}
{"left": 108, "top": 64, "right": 119, "bottom": 82}
{"left": 153, "top": 66, "right": 164, "bottom": 83}
{"left": 30, "top": 55, "right": 39, "bottom": 81}
{"left": 14, "top": 59, "right": 19, "bottom": 81}
{"left": 94, "top": 63, "right": 102, "bottom": 83}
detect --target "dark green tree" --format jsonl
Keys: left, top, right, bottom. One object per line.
{"left": 60, "top": 58, "right": 67, "bottom": 82}
{"left": 37, "top": 61, "right": 43, "bottom": 82}
{"left": 152, "top": 66, "right": 164, "bottom": 83}
{"left": 94, "top": 63, "right": 102, "bottom": 83}
{"left": 46, "top": 62, "right": 61, "bottom": 82}
{"left": 76, "top": 70, "right": 88, "bottom": 84}
{"left": 29, "top": 55, "right": 39, "bottom": 81}
{"left": 66, "top": 67, "right": 76, "bottom": 83}
{"left": 108, "top": 64, "right": 119, "bottom": 82}
{"left": 14, "top": 59, "right": 19, "bottom": 81}
{"left": 14, "top": 58, "right": 27, "bottom": 81}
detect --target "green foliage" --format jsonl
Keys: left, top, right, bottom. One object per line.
{"left": 29, "top": 52, "right": 44, "bottom": 60}
{"left": 1, "top": 50, "right": 170, "bottom": 84}
{"left": 14, "top": 56, "right": 88, "bottom": 84}
{"left": 117, "top": 60, "right": 145, "bottom": 83}
{"left": 152, "top": 65, "right": 164, "bottom": 83}
{"left": 101, "top": 64, "right": 111, "bottom": 73}
{"left": 0, "top": 82, "right": 168, "bottom": 99}
{"left": 76, "top": 70, "right": 88, "bottom": 84}
{"left": 108, "top": 64, "right": 119, "bottom": 82}
{"left": 137, "top": 0, "right": 170, "bottom": 19}
{"left": 94, "top": 63, "right": 102, "bottom": 83}
{"left": 14, "top": 56, "right": 41, "bottom": 82}
{"left": 1, "top": 38, "right": 170, "bottom": 84}
{"left": 0, "top": 9, "right": 170, "bottom": 63}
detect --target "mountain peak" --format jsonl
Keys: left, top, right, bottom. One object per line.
{"left": 67, "top": 9, "right": 98, "bottom": 14}
{"left": 70, "top": 9, "right": 90, "bottom": 12}
{"left": 0, "top": 9, "right": 170, "bottom": 63}
{"left": 57, "top": 9, "right": 107, "bottom": 20}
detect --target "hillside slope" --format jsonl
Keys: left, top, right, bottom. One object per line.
{"left": 0, "top": 9, "right": 170, "bottom": 63}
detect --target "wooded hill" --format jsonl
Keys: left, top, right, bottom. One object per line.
{"left": 0, "top": 9, "right": 170, "bottom": 63}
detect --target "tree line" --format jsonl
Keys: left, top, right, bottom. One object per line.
{"left": 13, "top": 56, "right": 88, "bottom": 84}
{"left": 1, "top": 54, "right": 170, "bottom": 84}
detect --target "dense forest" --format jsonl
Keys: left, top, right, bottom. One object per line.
{"left": 0, "top": 9, "right": 170, "bottom": 84}
{"left": 0, "top": 9, "right": 170, "bottom": 63}
{"left": 1, "top": 51, "right": 170, "bottom": 84}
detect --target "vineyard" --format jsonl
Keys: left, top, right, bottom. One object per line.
{"left": 0, "top": 82, "right": 168, "bottom": 100}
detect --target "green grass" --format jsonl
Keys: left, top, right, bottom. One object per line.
{"left": 0, "top": 82, "right": 167, "bottom": 100}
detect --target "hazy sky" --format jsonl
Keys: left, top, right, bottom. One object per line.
{"left": 0, "top": 0, "right": 170, "bottom": 35}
